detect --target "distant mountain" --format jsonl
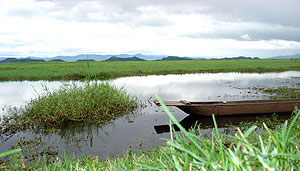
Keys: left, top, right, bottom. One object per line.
{"left": 52, "top": 54, "right": 166, "bottom": 61}
{"left": 219, "top": 56, "right": 260, "bottom": 60}
{"left": 77, "top": 59, "right": 96, "bottom": 62}
{"left": 52, "top": 54, "right": 110, "bottom": 62}
{"left": 0, "top": 58, "right": 45, "bottom": 63}
{"left": 0, "top": 54, "right": 167, "bottom": 63}
{"left": 49, "top": 59, "right": 65, "bottom": 62}
{"left": 209, "top": 56, "right": 259, "bottom": 60}
{"left": 7, "top": 53, "right": 300, "bottom": 63}
{"left": 105, "top": 56, "right": 146, "bottom": 61}
{"left": 269, "top": 54, "right": 300, "bottom": 59}
{"left": 193, "top": 57, "right": 207, "bottom": 60}
{"left": 160, "top": 56, "right": 193, "bottom": 61}
{"left": 124, "top": 53, "right": 167, "bottom": 60}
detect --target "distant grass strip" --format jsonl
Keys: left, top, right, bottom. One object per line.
{"left": 2, "top": 96, "right": 300, "bottom": 170}
{"left": 0, "top": 59, "right": 300, "bottom": 81}
{"left": 2, "top": 82, "right": 138, "bottom": 128}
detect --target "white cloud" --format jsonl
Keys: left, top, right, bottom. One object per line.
{"left": 241, "top": 34, "right": 251, "bottom": 41}
{"left": 0, "top": 0, "right": 299, "bottom": 57}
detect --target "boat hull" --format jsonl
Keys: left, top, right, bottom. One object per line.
{"left": 154, "top": 99, "right": 300, "bottom": 116}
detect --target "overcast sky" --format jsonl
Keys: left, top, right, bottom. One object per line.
{"left": 0, "top": 0, "right": 300, "bottom": 58}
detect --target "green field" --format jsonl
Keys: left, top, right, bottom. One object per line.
{"left": 0, "top": 59, "right": 299, "bottom": 81}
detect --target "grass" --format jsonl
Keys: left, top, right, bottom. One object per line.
{"left": 2, "top": 96, "right": 300, "bottom": 170}
{"left": 1, "top": 81, "right": 138, "bottom": 129}
{"left": 0, "top": 59, "right": 300, "bottom": 81}
{"left": 262, "top": 87, "right": 300, "bottom": 99}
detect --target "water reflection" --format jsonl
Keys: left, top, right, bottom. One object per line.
{"left": 0, "top": 81, "right": 70, "bottom": 108}
{"left": 154, "top": 113, "right": 292, "bottom": 134}
{"left": 1, "top": 71, "right": 299, "bottom": 108}
{"left": 0, "top": 71, "right": 300, "bottom": 159}
{"left": 112, "top": 71, "right": 300, "bottom": 101}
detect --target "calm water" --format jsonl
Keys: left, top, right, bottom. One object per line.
{"left": 0, "top": 71, "right": 300, "bottom": 158}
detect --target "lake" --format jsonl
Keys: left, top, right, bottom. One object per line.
{"left": 0, "top": 71, "right": 299, "bottom": 159}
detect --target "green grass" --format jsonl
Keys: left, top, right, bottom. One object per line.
{"left": 2, "top": 96, "right": 300, "bottom": 170}
{"left": 262, "top": 87, "right": 300, "bottom": 99}
{"left": 0, "top": 59, "right": 300, "bottom": 80}
{"left": 1, "top": 81, "right": 138, "bottom": 129}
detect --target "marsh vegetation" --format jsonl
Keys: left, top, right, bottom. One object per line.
{"left": 0, "top": 59, "right": 299, "bottom": 81}
{"left": 1, "top": 71, "right": 300, "bottom": 169}
{"left": 262, "top": 87, "right": 300, "bottom": 99}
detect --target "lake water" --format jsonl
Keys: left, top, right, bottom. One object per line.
{"left": 0, "top": 71, "right": 300, "bottom": 159}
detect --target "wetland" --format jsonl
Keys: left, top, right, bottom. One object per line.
{"left": 1, "top": 71, "right": 300, "bottom": 162}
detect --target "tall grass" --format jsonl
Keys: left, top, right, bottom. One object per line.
{"left": 0, "top": 59, "right": 299, "bottom": 81}
{"left": 2, "top": 81, "right": 138, "bottom": 128}
{"left": 3, "top": 95, "right": 300, "bottom": 170}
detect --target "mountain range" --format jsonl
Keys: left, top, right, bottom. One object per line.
{"left": 105, "top": 56, "right": 146, "bottom": 61}
{"left": 0, "top": 53, "right": 299, "bottom": 63}
{"left": 269, "top": 54, "right": 300, "bottom": 59}
{"left": 44, "top": 53, "right": 166, "bottom": 62}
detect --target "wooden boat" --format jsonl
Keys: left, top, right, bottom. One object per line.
{"left": 154, "top": 114, "right": 291, "bottom": 134}
{"left": 154, "top": 99, "right": 300, "bottom": 116}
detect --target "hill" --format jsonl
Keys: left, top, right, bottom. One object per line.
{"left": 51, "top": 54, "right": 165, "bottom": 61}
{"left": 0, "top": 58, "right": 45, "bottom": 63}
{"left": 217, "top": 56, "right": 260, "bottom": 60}
{"left": 160, "top": 56, "right": 193, "bottom": 61}
{"left": 269, "top": 54, "right": 300, "bottom": 59}
{"left": 49, "top": 59, "right": 65, "bottom": 62}
{"left": 76, "top": 59, "right": 96, "bottom": 62}
{"left": 105, "top": 56, "right": 146, "bottom": 61}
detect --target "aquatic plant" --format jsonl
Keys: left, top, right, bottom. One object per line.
{"left": 2, "top": 82, "right": 138, "bottom": 128}
{"left": 262, "top": 87, "right": 300, "bottom": 99}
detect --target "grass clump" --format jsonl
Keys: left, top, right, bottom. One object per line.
{"left": 2, "top": 82, "right": 138, "bottom": 128}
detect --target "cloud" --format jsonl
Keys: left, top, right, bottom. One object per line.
{"left": 0, "top": 0, "right": 299, "bottom": 57}
{"left": 7, "top": 0, "right": 297, "bottom": 27}
{"left": 43, "top": 0, "right": 300, "bottom": 26}
{"left": 241, "top": 34, "right": 251, "bottom": 41}
{"left": 182, "top": 21, "right": 300, "bottom": 42}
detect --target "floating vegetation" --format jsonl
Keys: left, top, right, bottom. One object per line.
{"left": 1, "top": 82, "right": 138, "bottom": 130}
{"left": 260, "top": 87, "right": 300, "bottom": 99}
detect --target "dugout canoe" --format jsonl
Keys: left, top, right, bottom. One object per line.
{"left": 154, "top": 114, "right": 291, "bottom": 134}
{"left": 154, "top": 99, "right": 300, "bottom": 116}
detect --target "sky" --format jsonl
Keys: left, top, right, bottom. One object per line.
{"left": 0, "top": 0, "right": 300, "bottom": 58}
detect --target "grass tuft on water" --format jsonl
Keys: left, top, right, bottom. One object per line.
{"left": 2, "top": 82, "right": 138, "bottom": 128}
{"left": 262, "top": 87, "right": 300, "bottom": 99}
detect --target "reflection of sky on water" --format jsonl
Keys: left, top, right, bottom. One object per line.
{"left": 0, "top": 71, "right": 300, "bottom": 158}
{"left": 0, "top": 81, "right": 68, "bottom": 108}
{"left": 111, "top": 71, "right": 300, "bottom": 101}
{"left": 1, "top": 71, "right": 300, "bottom": 111}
